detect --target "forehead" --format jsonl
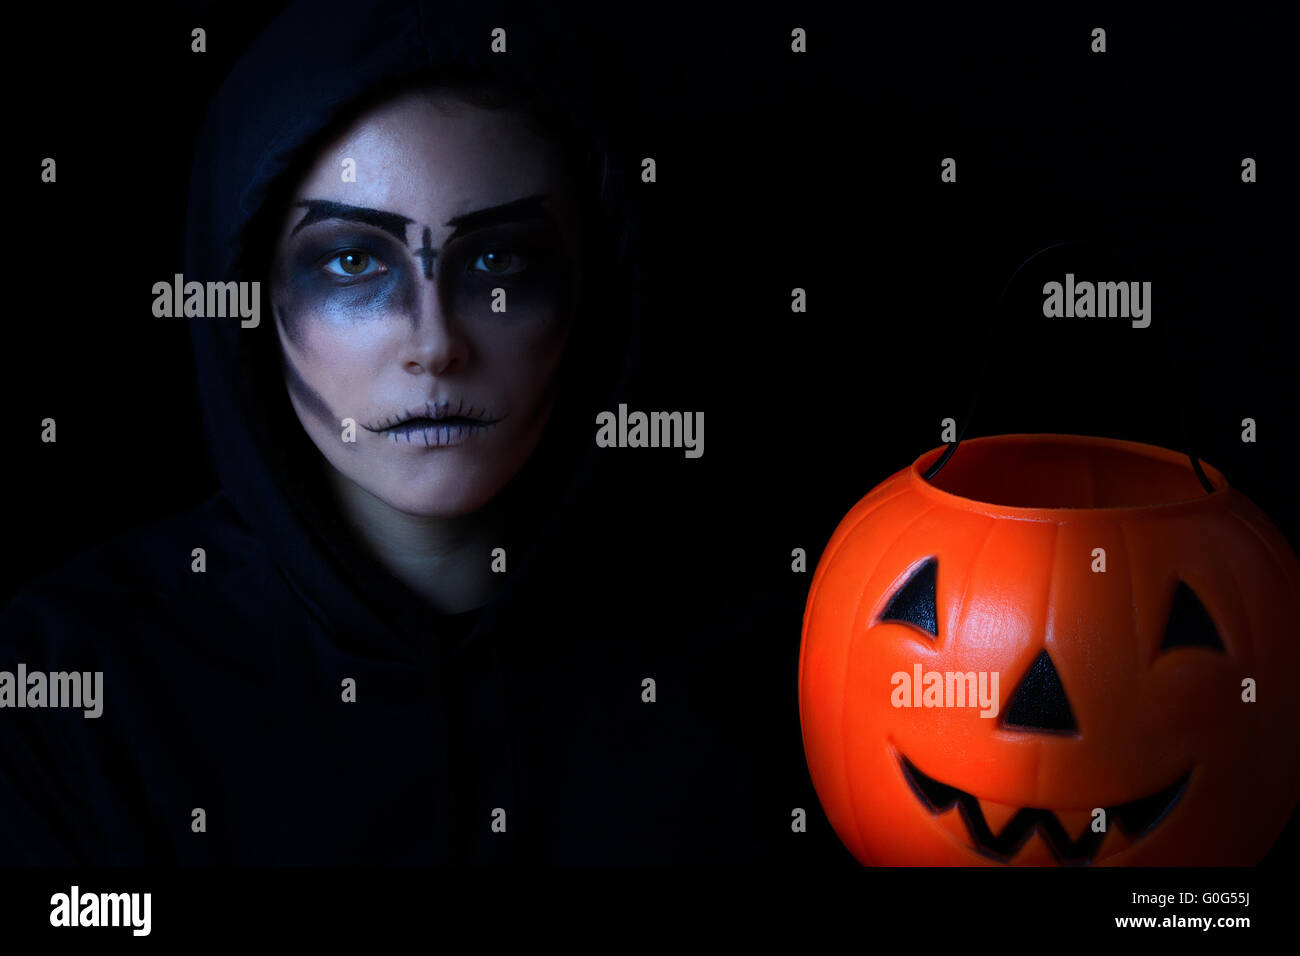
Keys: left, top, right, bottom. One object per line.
{"left": 289, "top": 90, "right": 570, "bottom": 218}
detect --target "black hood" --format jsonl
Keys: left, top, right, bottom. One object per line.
{"left": 183, "top": 0, "right": 645, "bottom": 660}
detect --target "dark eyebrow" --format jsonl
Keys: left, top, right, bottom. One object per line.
{"left": 290, "top": 200, "right": 414, "bottom": 242}
{"left": 444, "top": 193, "right": 553, "bottom": 240}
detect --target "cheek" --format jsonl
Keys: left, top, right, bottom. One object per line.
{"left": 274, "top": 296, "right": 406, "bottom": 403}
{"left": 272, "top": 256, "right": 419, "bottom": 361}
{"left": 471, "top": 313, "right": 572, "bottom": 405}
{"left": 293, "top": 323, "right": 396, "bottom": 396}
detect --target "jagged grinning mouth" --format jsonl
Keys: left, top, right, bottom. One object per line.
{"left": 897, "top": 751, "right": 1191, "bottom": 864}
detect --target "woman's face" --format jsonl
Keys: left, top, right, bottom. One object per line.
{"left": 269, "top": 90, "right": 581, "bottom": 517}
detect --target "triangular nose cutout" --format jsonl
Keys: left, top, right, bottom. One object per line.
{"left": 1000, "top": 650, "right": 1078, "bottom": 733}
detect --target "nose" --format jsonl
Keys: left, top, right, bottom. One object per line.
{"left": 1000, "top": 649, "right": 1078, "bottom": 733}
{"left": 402, "top": 286, "right": 469, "bottom": 376}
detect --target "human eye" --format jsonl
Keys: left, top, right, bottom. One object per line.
{"left": 470, "top": 249, "right": 529, "bottom": 276}
{"left": 322, "top": 249, "right": 389, "bottom": 278}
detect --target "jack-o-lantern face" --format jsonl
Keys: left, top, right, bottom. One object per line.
{"left": 799, "top": 434, "right": 1300, "bottom": 866}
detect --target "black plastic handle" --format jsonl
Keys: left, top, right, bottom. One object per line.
{"left": 922, "top": 241, "right": 1216, "bottom": 495}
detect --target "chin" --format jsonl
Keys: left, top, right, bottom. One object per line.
{"left": 319, "top": 422, "right": 549, "bottom": 519}
{"left": 379, "top": 480, "right": 505, "bottom": 519}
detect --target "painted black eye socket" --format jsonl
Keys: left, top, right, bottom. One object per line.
{"left": 879, "top": 557, "right": 938, "bottom": 638}
{"left": 1160, "top": 581, "right": 1225, "bottom": 653}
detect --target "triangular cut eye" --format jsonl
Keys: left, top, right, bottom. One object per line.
{"left": 879, "top": 557, "right": 938, "bottom": 638}
{"left": 1001, "top": 650, "right": 1078, "bottom": 734}
{"left": 1160, "top": 581, "right": 1225, "bottom": 653}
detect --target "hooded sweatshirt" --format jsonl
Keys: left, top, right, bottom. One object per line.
{"left": 0, "top": 0, "right": 842, "bottom": 867}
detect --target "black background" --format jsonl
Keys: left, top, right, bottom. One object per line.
{"left": 5, "top": 0, "right": 1296, "bottom": 931}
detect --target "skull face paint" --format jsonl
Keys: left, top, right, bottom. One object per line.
{"left": 268, "top": 88, "right": 581, "bottom": 518}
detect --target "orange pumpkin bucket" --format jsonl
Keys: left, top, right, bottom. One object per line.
{"left": 799, "top": 433, "right": 1300, "bottom": 865}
